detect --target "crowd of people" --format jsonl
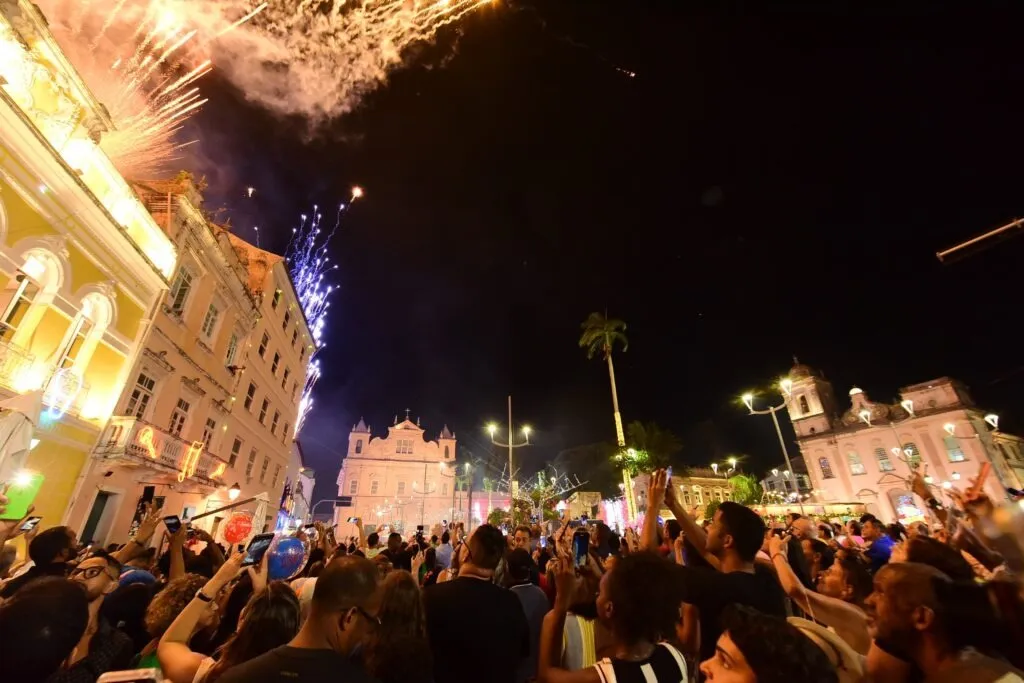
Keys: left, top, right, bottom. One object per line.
{"left": 0, "top": 465, "right": 1022, "bottom": 683}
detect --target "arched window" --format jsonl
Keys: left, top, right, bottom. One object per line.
{"left": 1, "top": 250, "right": 63, "bottom": 345}
{"left": 847, "top": 450, "right": 866, "bottom": 475}
{"left": 55, "top": 292, "right": 114, "bottom": 373}
{"left": 355, "top": 439, "right": 363, "bottom": 454}
{"left": 874, "top": 447, "right": 895, "bottom": 472}
{"left": 819, "top": 457, "right": 836, "bottom": 479}
{"left": 798, "top": 395, "right": 810, "bottom": 414}
{"left": 444, "top": 445, "right": 450, "bottom": 459}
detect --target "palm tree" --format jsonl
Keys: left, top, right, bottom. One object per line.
{"left": 626, "top": 421, "right": 683, "bottom": 471}
{"left": 579, "top": 312, "right": 629, "bottom": 446}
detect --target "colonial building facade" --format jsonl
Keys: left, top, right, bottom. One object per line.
{"left": 335, "top": 417, "right": 458, "bottom": 534}
{"left": 784, "top": 361, "right": 1024, "bottom": 523}
{"left": 0, "top": 0, "right": 175, "bottom": 530}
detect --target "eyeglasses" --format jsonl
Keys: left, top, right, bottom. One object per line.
{"left": 342, "top": 605, "right": 381, "bottom": 627}
{"left": 69, "top": 565, "right": 116, "bottom": 581}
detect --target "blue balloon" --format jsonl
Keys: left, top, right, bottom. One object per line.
{"left": 266, "top": 534, "right": 308, "bottom": 581}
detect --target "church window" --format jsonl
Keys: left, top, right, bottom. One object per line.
{"left": 819, "top": 457, "right": 835, "bottom": 479}
{"left": 798, "top": 395, "right": 810, "bottom": 414}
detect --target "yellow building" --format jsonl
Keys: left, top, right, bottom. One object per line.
{"left": 67, "top": 177, "right": 315, "bottom": 546}
{"left": 0, "top": 0, "right": 176, "bottom": 530}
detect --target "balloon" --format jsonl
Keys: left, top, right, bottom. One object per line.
{"left": 266, "top": 534, "right": 308, "bottom": 581}
{"left": 223, "top": 513, "right": 253, "bottom": 544}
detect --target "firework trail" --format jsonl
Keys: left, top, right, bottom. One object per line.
{"left": 36, "top": 0, "right": 496, "bottom": 175}
{"left": 286, "top": 187, "right": 362, "bottom": 433}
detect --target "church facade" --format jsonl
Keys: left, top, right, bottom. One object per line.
{"left": 783, "top": 361, "right": 1024, "bottom": 523}
{"left": 334, "top": 415, "right": 458, "bottom": 535}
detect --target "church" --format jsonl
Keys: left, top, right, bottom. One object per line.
{"left": 334, "top": 414, "right": 459, "bottom": 535}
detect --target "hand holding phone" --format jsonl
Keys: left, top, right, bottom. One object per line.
{"left": 163, "top": 515, "right": 182, "bottom": 534}
{"left": 572, "top": 529, "right": 589, "bottom": 569}
{"left": 242, "top": 532, "right": 275, "bottom": 567}
{"left": 19, "top": 516, "right": 42, "bottom": 532}
{"left": 0, "top": 471, "right": 45, "bottom": 521}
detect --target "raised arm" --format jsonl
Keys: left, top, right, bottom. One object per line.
{"left": 640, "top": 469, "right": 667, "bottom": 551}
{"left": 538, "top": 557, "right": 603, "bottom": 683}
{"left": 158, "top": 553, "right": 243, "bottom": 683}
{"left": 662, "top": 469, "right": 709, "bottom": 556}
{"left": 113, "top": 504, "right": 162, "bottom": 565}
{"left": 767, "top": 535, "right": 871, "bottom": 654}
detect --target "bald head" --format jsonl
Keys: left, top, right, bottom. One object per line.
{"left": 311, "top": 555, "right": 380, "bottom": 616}
{"left": 791, "top": 517, "right": 815, "bottom": 539}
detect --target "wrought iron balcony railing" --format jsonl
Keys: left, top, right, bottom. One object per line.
{"left": 95, "top": 416, "right": 229, "bottom": 486}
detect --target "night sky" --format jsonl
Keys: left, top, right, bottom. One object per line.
{"left": 184, "top": 1, "right": 1024, "bottom": 504}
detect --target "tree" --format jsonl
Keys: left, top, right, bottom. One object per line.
{"left": 550, "top": 442, "right": 620, "bottom": 498}
{"left": 579, "top": 312, "right": 629, "bottom": 447}
{"left": 626, "top": 421, "right": 683, "bottom": 471}
{"left": 704, "top": 499, "right": 721, "bottom": 521}
{"left": 487, "top": 508, "right": 508, "bottom": 527}
{"left": 728, "top": 473, "right": 763, "bottom": 506}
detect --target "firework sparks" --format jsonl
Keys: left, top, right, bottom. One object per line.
{"left": 36, "top": 0, "right": 496, "bottom": 174}
{"left": 287, "top": 187, "right": 363, "bottom": 433}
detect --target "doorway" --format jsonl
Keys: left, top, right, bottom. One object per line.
{"left": 81, "top": 492, "right": 112, "bottom": 545}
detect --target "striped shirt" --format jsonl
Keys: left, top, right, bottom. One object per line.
{"left": 593, "top": 642, "right": 688, "bottom": 683}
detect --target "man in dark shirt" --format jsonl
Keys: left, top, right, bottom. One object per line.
{"left": 218, "top": 556, "right": 381, "bottom": 682}
{"left": 424, "top": 525, "right": 530, "bottom": 683}
{"left": 0, "top": 525, "right": 77, "bottom": 598}
{"left": 378, "top": 532, "right": 414, "bottom": 571}
{"left": 649, "top": 470, "right": 787, "bottom": 665}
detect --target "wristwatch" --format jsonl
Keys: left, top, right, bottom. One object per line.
{"left": 195, "top": 591, "right": 214, "bottom": 603}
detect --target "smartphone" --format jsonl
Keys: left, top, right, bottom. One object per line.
{"left": 346, "top": 517, "right": 358, "bottom": 524}
{"left": 19, "top": 516, "right": 42, "bottom": 532}
{"left": 163, "top": 515, "right": 182, "bottom": 534}
{"left": 416, "top": 524, "right": 424, "bottom": 532}
{"left": 572, "top": 529, "right": 589, "bottom": 569}
{"left": 241, "top": 532, "right": 275, "bottom": 567}
{"left": 442, "top": 519, "right": 448, "bottom": 526}
{"left": 667, "top": 466, "right": 673, "bottom": 479}
{"left": 0, "top": 471, "right": 45, "bottom": 520}
{"left": 539, "top": 536, "right": 547, "bottom": 548}
{"left": 97, "top": 669, "right": 160, "bottom": 683}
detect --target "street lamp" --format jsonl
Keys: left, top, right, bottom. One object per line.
{"left": 487, "top": 395, "right": 532, "bottom": 498}
{"left": 741, "top": 383, "right": 804, "bottom": 513}
{"left": 228, "top": 483, "right": 241, "bottom": 501}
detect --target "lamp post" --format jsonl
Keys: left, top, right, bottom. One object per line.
{"left": 942, "top": 414, "right": 1005, "bottom": 494}
{"left": 487, "top": 395, "right": 532, "bottom": 499}
{"left": 412, "top": 461, "right": 442, "bottom": 527}
{"left": 742, "top": 385, "right": 804, "bottom": 514}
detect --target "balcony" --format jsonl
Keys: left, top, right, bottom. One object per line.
{"left": 0, "top": 338, "right": 96, "bottom": 420}
{"left": 94, "top": 416, "right": 228, "bottom": 487}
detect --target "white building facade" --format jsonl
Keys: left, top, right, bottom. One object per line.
{"left": 334, "top": 416, "right": 458, "bottom": 534}
{"left": 784, "top": 361, "right": 1024, "bottom": 523}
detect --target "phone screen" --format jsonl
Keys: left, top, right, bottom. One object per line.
{"left": 163, "top": 515, "right": 182, "bottom": 534}
{"left": 539, "top": 536, "right": 547, "bottom": 548}
{"left": 572, "top": 529, "right": 589, "bottom": 569}
{"left": 346, "top": 517, "right": 358, "bottom": 524}
{"left": 242, "top": 533, "right": 275, "bottom": 567}
{"left": 19, "top": 516, "right": 42, "bottom": 531}
{"left": 0, "top": 471, "right": 45, "bottom": 520}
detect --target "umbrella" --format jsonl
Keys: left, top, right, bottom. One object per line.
{"left": 0, "top": 390, "right": 43, "bottom": 484}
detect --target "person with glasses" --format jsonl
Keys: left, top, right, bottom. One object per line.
{"left": 51, "top": 551, "right": 134, "bottom": 682}
{"left": 217, "top": 555, "right": 382, "bottom": 683}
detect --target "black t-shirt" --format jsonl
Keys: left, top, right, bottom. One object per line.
{"left": 673, "top": 564, "right": 787, "bottom": 663}
{"left": 423, "top": 577, "right": 530, "bottom": 683}
{"left": 216, "top": 646, "right": 379, "bottom": 683}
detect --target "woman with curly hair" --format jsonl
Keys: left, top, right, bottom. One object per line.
{"left": 158, "top": 554, "right": 301, "bottom": 683}
{"left": 363, "top": 570, "right": 433, "bottom": 683}
{"left": 136, "top": 573, "right": 209, "bottom": 671}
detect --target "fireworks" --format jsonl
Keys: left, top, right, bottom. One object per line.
{"left": 287, "top": 187, "right": 363, "bottom": 433}
{"left": 36, "top": 0, "right": 496, "bottom": 175}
